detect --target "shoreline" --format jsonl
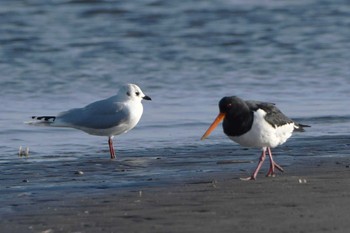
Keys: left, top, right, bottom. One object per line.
{"left": 1, "top": 156, "right": 349, "bottom": 233}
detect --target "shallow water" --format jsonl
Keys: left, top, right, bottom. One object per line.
{"left": 1, "top": 0, "right": 349, "bottom": 215}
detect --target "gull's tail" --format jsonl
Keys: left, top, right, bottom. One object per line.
{"left": 25, "top": 116, "right": 56, "bottom": 126}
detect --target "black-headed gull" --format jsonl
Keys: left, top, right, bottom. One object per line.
{"left": 28, "top": 83, "right": 151, "bottom": 159}
{"left": 201, "top": 96, "right": 309, "bottom": 180}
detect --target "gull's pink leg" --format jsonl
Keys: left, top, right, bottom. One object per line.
{"left": 266, "top": 147, "right": 284, "bottom": 177}
{"left": 241, "top": 149, "right": 267, "bottom": 181}
{"left": 108, "top": 137, "right": 115, "bottom": 159}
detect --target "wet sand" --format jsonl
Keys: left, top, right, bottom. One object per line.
{"left": 1, "top": 156, "right": 349, "bottom": 233}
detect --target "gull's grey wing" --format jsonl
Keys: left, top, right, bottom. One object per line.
{"left": 57, "top": 97, "right": 129, "bottom": 129}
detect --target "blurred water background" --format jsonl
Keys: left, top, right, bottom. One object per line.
{"left": 0, "top": 0, "right": 349, "bottom": 214}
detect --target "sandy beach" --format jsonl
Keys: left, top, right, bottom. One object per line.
{"left": 1, "top": 156, "right": 349, "bottom": 233}
{"left": 2, "top": 0, "right": 350, "bottom": 232}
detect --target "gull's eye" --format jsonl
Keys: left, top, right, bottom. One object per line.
{"left": 135, "top": 91, "right": 140, "bottom": 96}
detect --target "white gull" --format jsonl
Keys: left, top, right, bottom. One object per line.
{"left": 27, "top": 83, "right": 151, "bottom": 159}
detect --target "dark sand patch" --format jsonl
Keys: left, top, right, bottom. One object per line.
{"left": 1, "top": 157, "right": 349, "bottom": 233}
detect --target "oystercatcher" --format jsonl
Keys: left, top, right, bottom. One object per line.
{"left": 201, "top": 96, "right": 309, "bottom": 180}
{"left": 27, "top": 83, "right": 151, "bottom": 159}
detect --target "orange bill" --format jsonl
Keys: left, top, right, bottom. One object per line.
{"left": 201, "top": 112, "right": 226, "bottom": 140}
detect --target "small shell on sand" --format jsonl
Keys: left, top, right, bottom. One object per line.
{"left": 298, "top": 178, "right": 307, "bottom": 184}
{"left": 18, "top": 146, "right": 29, "bottom": 157}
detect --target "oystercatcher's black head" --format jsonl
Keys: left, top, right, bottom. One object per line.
{"left": 201, "top": 96, "right": 246, "bottom": 140}
{"left": 218, "top": 96, "right": 245, "bottom": 114}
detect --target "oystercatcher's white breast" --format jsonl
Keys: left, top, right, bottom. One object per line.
{"left": 229, "top": 109, "right": 294, "bottom": 148}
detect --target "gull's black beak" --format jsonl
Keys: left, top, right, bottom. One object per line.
{"left": 143, "top": 95, "right": 152, "bottom": 101}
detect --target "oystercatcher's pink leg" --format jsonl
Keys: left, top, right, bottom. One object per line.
{"left": 265, "top": 147, "right": 284, "bottom": 177}
{"left": 108, "top": 137, "right": 115, "bottom": 159}
{"left": 241, "top": 149, "right": 267, "bottom": 181}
